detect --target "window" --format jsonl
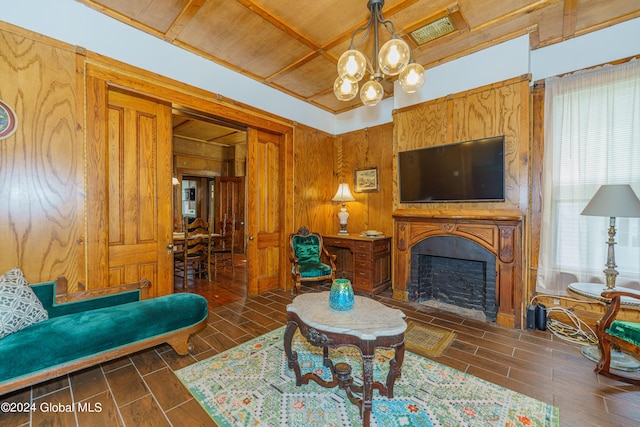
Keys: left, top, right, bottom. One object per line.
{"left": 537, "top": 59, "right": 640, "bottom": 294}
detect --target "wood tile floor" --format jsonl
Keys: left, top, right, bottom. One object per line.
{"left": 2, "top": 260, "right": 640, "bottom": 426}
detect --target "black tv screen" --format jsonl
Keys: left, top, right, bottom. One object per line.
{"left": 398, "top": 136, "right": 505, "bottom": 203}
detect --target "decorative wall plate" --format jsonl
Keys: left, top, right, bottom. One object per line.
{"left": 0, "top": 100, "right": 18, "bottom": 140}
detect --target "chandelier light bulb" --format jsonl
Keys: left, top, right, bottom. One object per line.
{"left": 399, "top": 63, "right": 426, "bottom": 93}
{"left": 360, "top": 79, "right": 384, "bottom": 106}
{"left": 333, "top": 75, "right": 358, "bottom": 101}
{"left": 333, "top": 1, "right": 425, "bottom": 105}
{"left": 337, "top": 50, "right": 366, "bottom": 81}
{"left": 379, "top": 38, "right": 410, "bottom": 76}
{"left": 387, "top": 46, "right": 401, "bottom": 66}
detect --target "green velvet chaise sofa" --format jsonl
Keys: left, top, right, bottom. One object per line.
{"left": 0, "top": 277, "right": 208, "bottom": 395}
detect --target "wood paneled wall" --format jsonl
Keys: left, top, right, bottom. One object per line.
{"left": 394, "top": 75, "right": 531, "bottom": 215}
{"left": 0, "top": 23, "right": 82, "bottom": 286}
{"left": 1, "top": 22, "right": 293, "bottom": 293}
{"left": 334, "top": 124, "right": 394, "bottom": 236}
{"left": 173, "top": 137, "right": 247, "bottom": 178}
{"left": 530, "top": 83, "right": 545, "bottom": 294}
{"left": 173, "top": 136, "right": 230, "bottom": 174}
{"left": 293, "top": 76, "right": 531, "bottom": 268}
{"left": 292, "top": 124, "right": 334, "bottom": 234}
{"left": 393, "top": 75, "right": 533, "bottom": 305}
{"left": 293, "top": 123, "right": 394, "bottom": 237}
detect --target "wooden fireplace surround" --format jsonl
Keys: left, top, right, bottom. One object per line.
{"left": 393, "top": 211, "right": 524, "bottom": 329}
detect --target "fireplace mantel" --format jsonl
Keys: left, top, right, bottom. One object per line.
{"left": 393, "top": 210, "right": 525, "bottom": 328}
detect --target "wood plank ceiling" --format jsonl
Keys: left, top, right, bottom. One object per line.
{"left": 79, "top": 0, "right": 640, "bottom": 117}
{"left": 172, "top": 109, "right": 247, "bottom": 146}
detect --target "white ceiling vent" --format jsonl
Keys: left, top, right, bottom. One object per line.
{"left": 409, "top": 16, "right": 456, "bottom": 45}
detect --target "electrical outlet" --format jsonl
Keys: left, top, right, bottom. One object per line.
{"left": 553, "top": 299, "right": 560, "bottom": 305}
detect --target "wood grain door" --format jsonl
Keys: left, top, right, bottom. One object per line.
{"left": 246, "top": 129, "right": 291, "bottom": 296}
{"left": 86, "top": 82, "right": 173, "bottom": 296}
{"left": 107, "top": 90, "right": 173, "bottom": 296}
{"left": 213, "top": 176, "right": 245, "bottom": 254}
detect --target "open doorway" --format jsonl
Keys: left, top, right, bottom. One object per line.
{"left": 172, "top": 109, "right": 248, "bottom": 284}
{"left": 84, "top": 67, "right": 292, "bottom": 297}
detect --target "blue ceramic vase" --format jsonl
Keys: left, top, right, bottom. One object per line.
{"left": 329, "top": 278, "right": 354, "bottom": 311}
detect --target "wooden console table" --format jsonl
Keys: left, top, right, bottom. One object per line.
{"left": 323, "top": 234, "right": 392, "bottom": 295}
{"left": 284, "top": 292, "right": 407, "bottom": 427}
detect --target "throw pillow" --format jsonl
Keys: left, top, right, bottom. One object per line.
{"left": 0, "top": 267, "right": 29, "bottom": 286}
{"left": 0, "top": 268, "right": 49, "bottom": 339}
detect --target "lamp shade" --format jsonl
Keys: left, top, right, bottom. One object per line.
{"left": 332, "top": 183, "right": 356, "bottom": 202}
{"left": 581, "top": 184, "right": 640, "bottom": 217}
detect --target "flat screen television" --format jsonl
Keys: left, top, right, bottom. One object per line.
{"left": 398, "top": 136, "right": 505, "bottom": 203}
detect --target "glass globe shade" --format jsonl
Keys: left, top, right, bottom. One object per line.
{"left": 360, "top": 80, "right": 383, "bottom": 106}
{"left": 337, "top": 50, "right": 366, "bottom": 81}
{"left": 378, "top": 38, "right": 410, "bottom": 76}
{"left": 333, "top": 75, "right": 358, "bottom": 101}
{"left": 399, "top": 63, "right": 425, "bottom": 93}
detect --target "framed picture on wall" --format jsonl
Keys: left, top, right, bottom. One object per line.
{"left": 354, "top": 167, "right": 379, "bottom": 193}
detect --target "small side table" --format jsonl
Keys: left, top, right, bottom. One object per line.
{"left": 568, "top": 282, "right": 640, "bottom": 370}
{"left": 284, "top": 292, "right": 407, "bottom": 427}
{"left": 568, "top": 282, "right": 640, "bottom": 306}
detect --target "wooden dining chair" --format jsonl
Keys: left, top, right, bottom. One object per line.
{"left": 211, "top": 217, "right": 235, "bottom": 275}
{"left": 174, "top": 217, "right": 211, "bottom": 286}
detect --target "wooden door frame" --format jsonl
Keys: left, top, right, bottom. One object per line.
{"left": 175, "top": 168, "right": 220, "bottom": 225}
{"left": 246, "top": 129, "right": 294, "bottom": 296}
{"left": 84, "top": 60, "right": 293, "bottom": 294}
{"left": 84, "top": 79, "right": 173, "bottom": 295}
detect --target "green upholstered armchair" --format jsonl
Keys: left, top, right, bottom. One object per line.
{"left": 595, "top": 290, "right": 640, "bottom": 384}
{"left": 289, "top": 226, "right": 336, "bottom": 294}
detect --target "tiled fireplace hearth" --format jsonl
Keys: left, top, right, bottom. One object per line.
{"left": 393, "top": 212, "right": 524, "bottom": 328}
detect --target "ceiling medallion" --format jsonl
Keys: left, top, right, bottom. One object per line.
{"left": 334, "top": 0, "right": 425, "bottom": 107}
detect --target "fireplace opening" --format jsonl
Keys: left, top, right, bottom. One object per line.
{"left": 409, "top": 236, "right": 497, "bottom": 321}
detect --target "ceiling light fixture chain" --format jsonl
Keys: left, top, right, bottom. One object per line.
{"left": 334, "top": 0, "right": 425, "bottom": 107}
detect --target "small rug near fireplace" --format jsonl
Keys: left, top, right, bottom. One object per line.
{"left": 405, "top": 320, "right": 456, "bottom": 357}
{"left": 176, "top": 327, "right": 560, "bottom": 427}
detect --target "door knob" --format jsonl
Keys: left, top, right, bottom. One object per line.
{"left": 166, "top": 244, "right": 174, "bottom": 249}
{"left": 248, "top": 236, "right": 254, "bottom": 240}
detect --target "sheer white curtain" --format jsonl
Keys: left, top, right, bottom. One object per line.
{"left": 537, "top": 59, "right": 640, "bottom": 294}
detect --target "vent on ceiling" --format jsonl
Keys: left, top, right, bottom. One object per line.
{"left": 409, "top": 15, "right": 456, "bottom": 45}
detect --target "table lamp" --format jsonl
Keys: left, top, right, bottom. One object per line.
{"left": 581, "top": 184, "right": 640, "bottom": 289}
{"left": 332, "top": 183, "right": 356, "bottom": 235}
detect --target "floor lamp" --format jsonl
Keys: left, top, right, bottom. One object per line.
{"left": 581, "top": 184, "right": 640, "bottom": 290}
{"left": 580, "top": 184, "right": 640, "bottom": 370}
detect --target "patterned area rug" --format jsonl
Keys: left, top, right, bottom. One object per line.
{"left": 404, "top": 321, "right": 456, "bottom": 357}
{"left": 176, "top": 327, "right": 560, "bottom": 427}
